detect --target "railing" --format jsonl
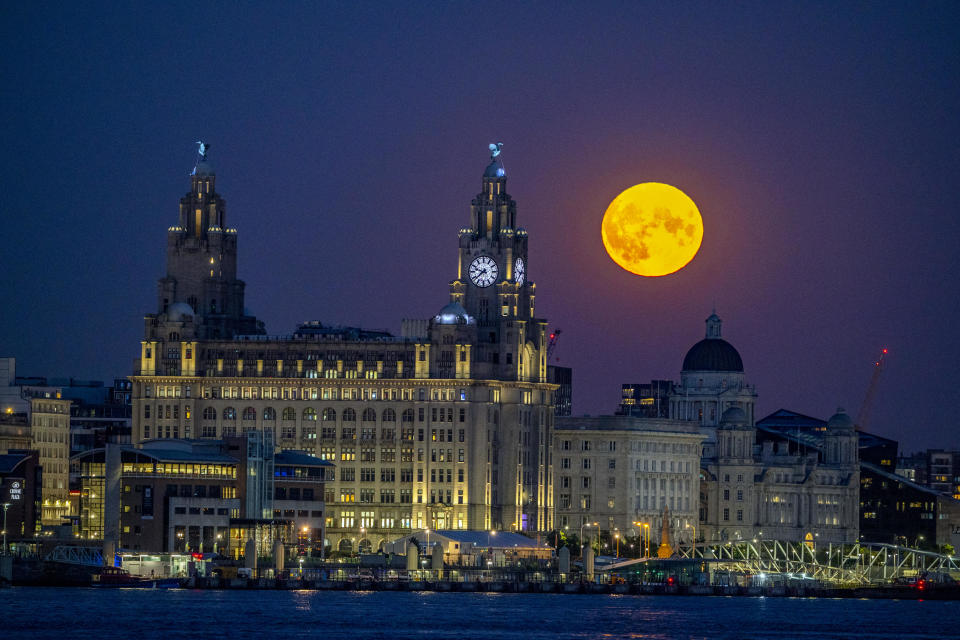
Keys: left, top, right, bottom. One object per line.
{"left": 675, "top": 540, "right": 960, "bottom": 585}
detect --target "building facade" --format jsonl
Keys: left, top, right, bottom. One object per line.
{"left": 553, "top": 415, "right": 702, "bottom": 545}
{"left": 668, "top": 313, "right": 757, "bottom": 430}
{"left": 129, "top": 146, "right": 557, "bottom": 552}
{"left": 73, "top": 437, "right": 331, "bottom": 555}
{"left": 31, "top": 397, "right": 71, "bottom": 526}
{"left": 700, "top": 407, "right": 860, "bottom": 544}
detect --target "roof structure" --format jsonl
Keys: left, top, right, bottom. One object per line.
{"left": 431, "top": 530, "right": 550, "bottom": 549}
{"left": 0, "top": 452, "right": 31, "bottom": 474}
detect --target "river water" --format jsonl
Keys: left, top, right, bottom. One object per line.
{"left": 3, "top": 588, "right": 959, "bottom": 639}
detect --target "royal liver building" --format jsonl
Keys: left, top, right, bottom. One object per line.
{"left": 130, "top": 144, "right": 556, "bottom": 553}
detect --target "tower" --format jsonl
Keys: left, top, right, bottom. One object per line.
{"left": 153, "top": 143, "right": 263, "bottom": 340}
{"left": 447, "top": 145, "right": 548, "bottom": 383}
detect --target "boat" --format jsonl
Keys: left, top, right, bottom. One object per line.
{"left": 92, "top": 566, "right": 181, "bottom": 588}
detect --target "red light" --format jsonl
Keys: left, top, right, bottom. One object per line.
{"left": 917, "top": 580, "right": 926, "bottom": 591}
{"left": 549, "top": 333, "right": 555, "bottom": 339}
{"left": 882, "top": 349, "right": 888, "bottom": 353}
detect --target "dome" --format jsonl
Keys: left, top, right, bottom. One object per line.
{"left": 483, "top": 161, "right": 505, "bottom": 179}
{"left": 827, "top": 408, "right": 855, "bottom": 431}
{"left": 166, "top": 302, "right": 195, "bottom": 322}
{"left": 682, "top": 338, "right": 743, "bottom": 372}
{"left": 719, "top": 406, "right": 748, "bottom": 426}
{"left": 434, "top": 302, "right": 475, "bottom": 325}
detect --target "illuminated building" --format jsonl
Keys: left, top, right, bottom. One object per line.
{"left": 129, "top": 146, "right": 557, "bottom": 553}
{"left": 669, "top": 312, "right": 757, "bottom": 430}
{"left": 617, "top": 380, "right": 674, "bottom": 418}
{"left": 73, "top": 437, "right": 331, "bottom": 555}
{"left": 31, "top": 397, "right": 72, "bottom": 526}
{"left": 699, "top": 407, "right": 859, "bottom": 544}
{"left": 0, "top": 450, "right": 41, "bottom": 540}
{"left": 553, "top": 415, "right": 701, "bottom": 544}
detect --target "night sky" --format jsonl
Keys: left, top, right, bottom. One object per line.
{"left": 2, "top": 3, "right": 958, "bottom": 450}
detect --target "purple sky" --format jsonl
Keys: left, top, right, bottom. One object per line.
{"left": 2, "top": 3, "right": 958, "bottom": 450}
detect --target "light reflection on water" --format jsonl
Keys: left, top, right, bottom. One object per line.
{"left": 2, "top": 588, "right": 960, "bottom": 640}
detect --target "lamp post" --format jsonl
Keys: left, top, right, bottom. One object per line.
{"left": 685, "top": 522, "right": 696, "bottom": 557}
{"left": 2, "top": 503, "right": 10, "bottom": 555}
{"left": 215, "top": 533, "right": 222, "bottom": 555}
{"left": 614, "top": 531, "right": 620, "bottom": 558}
{"left": 579, "top": 522, "right": 597, "bottom": 558}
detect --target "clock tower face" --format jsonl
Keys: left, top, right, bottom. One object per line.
{"left": 469, "top": 255, "right": 499, "bottom": 288}
{"left": 514, "top": 257, "right": 525, "bottom": 285}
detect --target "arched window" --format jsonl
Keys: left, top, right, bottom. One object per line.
{"left": 263, "top": 407, "right": 276, "bottom": 421}
{"left": 342, "top": 408, "right": 356, "bottom": 422}
{"left": 362, "top": 408, "right": 376, "bottom": 422}
{"left": 202, "top": 407, "right": 216, "bottom": 420}
{"left": 383, "top": 408, "right": 396, "bottom": 422}
{"left": 303, "top": 407, "right": 318, "bottom": 421}
{"left": 338, "top": 539, "right": 353, "bottom": 553}
{"left": 322, "top": 408, "right": 336, "bottom": 421}
{"left": 282, "top": 407, "right": 296, "bottom": 421}
{"left": 223, "top": 407, "right": 236, "bottom": 420}
{"left": 242, "top": 407, "right": 256, "bottom": 421}
{"left": 358, "top": 539, "right": 372, "bottom": 554}
{"left": 402, "top": 409, "right": 414, "bottom": 423}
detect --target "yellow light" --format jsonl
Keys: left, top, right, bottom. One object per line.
{"left": 601, "top": 182, "right": 703, "bottom": 277}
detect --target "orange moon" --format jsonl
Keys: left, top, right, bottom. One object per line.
{"left": 601, "top": 182, "right": 704, "bottom": 277}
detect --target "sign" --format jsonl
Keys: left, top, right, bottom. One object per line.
{"left": 9, "top": 480, "right": 22, "bottom": 501}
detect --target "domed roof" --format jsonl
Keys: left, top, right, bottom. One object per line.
{"left": 434, "top": 302, "right": 475, "bottom": 325}
{"left": 719, "top": 406, "right": 748, "bottom": 426}
{"left": 682, "top": 338, "right": 743, "bottom": 372}
{"left": 166, "top": 302, "right": 195, "bottom": 322}
{"left": 483, "top": 161, "right": 505, "bottom": 179}
{"left": 827, "top": 408, "right": 855, "bottom": 431}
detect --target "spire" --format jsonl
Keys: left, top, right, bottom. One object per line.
{"left": 705, "top": 311, "right": 722, "bottom": 339}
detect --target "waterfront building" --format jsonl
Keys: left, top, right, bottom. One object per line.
{"left": 0, "top": 450, "right": 41, "bottom": 540}
{"left": 129, "top": 146, "right": 557, "bottom": 553}
{"left": 0, "top": 413, "right": 32, "bottom": 452}
{"left": 547, "top": 365, "right": 572, "bottom": 417}
{"left": 895, "top": 449, "right": 960, "bottom": 499}
{"left": 668, "top": 313, "right": 757, "bottom": 430}
{"left": 617, "top": 380, "right": 674, "bottom": 419}
{"left": 73, "top": 436, "right": 332, "bottom": 556}
{"left": 31, "top": 397, "right": 72, "bottom": 526}
{"left": 700, "top": 407, "right": 860, "bottom": 544}
{"left": 553, "top": 415, "right": 702, "bottom": 544}
{"left": 383, "top": 529, "right": 554, "bottom": 564}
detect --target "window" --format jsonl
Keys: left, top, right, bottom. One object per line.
{"left": 282, "top": 407, "right": 296, "bottom": 421}
{"left": 608, "top": 459, "right": 616, "bottom": 469}
{"left": 736, "top": 509, "right": 743, "bottom": 521}
{"left": 322, "top": 407, "right": 336, "bottom": 421}
{"left": 223, "top": 407, "right": 236, "bottom": 420}
{"left": 343, "top": 408, "right": 356, "bottom": 422}
{"left": 581, "top": 441, "right": 591, "bottom": 451}
{"left": 243, "top": 406, "right": 256, "bottom": 420}
{"left": 263, "top": 407, "right": 276, "bottom": 421}
{"left": 736, "top": 489, "right": 743, "bottom": 501}
{"left": 362, "top": 408, "right": 376, "bottom": 422}
{"left": 582, "top": 459, "right": 591, "bottom": 470}
{"left": 723, "top": 508, "right": 729, "bottom": 521}
{"left": 303, "top": 407, "right": 317, "bottom": 421}
{"left": 723, "top": 489, "right": 729, "bottom": 501}
{"left": 202, "top": 407, "right": 216, "bottom": 420}
{"left": 383, "top": 408, "right": 396, "bottom": 422}
{"left": 582, "top": 477, "right": 590, "bottom": 488}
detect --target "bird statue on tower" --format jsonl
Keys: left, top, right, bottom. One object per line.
{"left": 191, "top": 140, "right": 210, "bottom": 175}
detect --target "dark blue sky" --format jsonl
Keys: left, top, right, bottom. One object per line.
{"left": 2, "top": 3, "right": 958, "bottom": 449}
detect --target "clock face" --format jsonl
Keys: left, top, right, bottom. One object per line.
{"left": 514, "top": 257, "right": 525, "bottom": 285}
{"left": 469, "top": 255, "right": 499, "bottom": 287}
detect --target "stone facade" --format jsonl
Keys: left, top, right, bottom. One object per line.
{"left": 699, "top": 407, "right": 859, "bottom": 544}
{"left": 554, "top": 416, "right": 702, "bottom": 545}
{"left": 31, "top": 396, "right": 71, "bottom": 525}
{"left": 130, "top": 148, "right": 557, "bottom": 553}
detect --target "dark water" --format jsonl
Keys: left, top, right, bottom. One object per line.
{"left": 3, "top": 588, "right": 959, "bottom": 639}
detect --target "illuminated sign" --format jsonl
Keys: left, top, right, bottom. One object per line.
{"left": 640, "top": 398, "right": 655, "bottom": 405}
{"left": 9, "top": 480, "right": 23, "bottom": 501}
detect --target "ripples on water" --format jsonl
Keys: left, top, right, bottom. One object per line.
{"left": 3, "top": 588, "right": 960, "bottom": 640}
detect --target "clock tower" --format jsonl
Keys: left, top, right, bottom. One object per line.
{"left": 448, "top": 145, "right": 548, "bottom": 382}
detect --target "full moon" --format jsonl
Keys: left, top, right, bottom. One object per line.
{"left": 601, "top": 182, "right": 704, "bottom": 277}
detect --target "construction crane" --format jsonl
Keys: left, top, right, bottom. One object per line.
{"left": 856, "top": 348, "right": 887, "bottom": 431}
{"left": 546, "top": 329, "right": 563, "bottom": 362}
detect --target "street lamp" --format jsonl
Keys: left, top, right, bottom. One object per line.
{"left": 614, "top": 531, "right": 620, "bottom": 558}
{"left": 633, "top": 522, "right": 650, "bottom": 558}
{"left": 579, "top": 522, "right": 597, "bottom": 558}
{"left": 685, "top": 522, "right": 696, "bottom": 557}
{"left": 2, "top": 503, "right": 10, "bottom": 555}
